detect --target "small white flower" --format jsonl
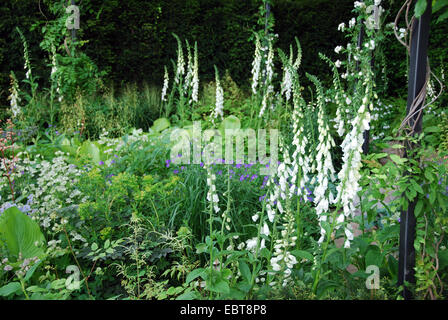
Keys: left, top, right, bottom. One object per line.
{"left": 261, "top": 222, "right": 270, "bottom": 236}
{"left": 246, "top": 237, "right": 258, "bottom": 251}
{"left": 349, "top": 18, "right": 356, "bottom": 28}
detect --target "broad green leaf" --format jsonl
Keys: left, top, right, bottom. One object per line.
{"left": 0, "top": 206, "right": 46, "bottom": 260}
{"left": 365, "top": 245, "right": 382, "bottom": 268}
{"left": 433, "top": 0, "right": 448, "bottom": 13}
{"left": 78, "top": 141, "right": 101, "bottom": 164}
{"left": 429, "top": 189, "right": 436, "bottom": 205}
{"left": 24, "top": 259, "right": 42, "bottom": 282}
{"left": 152, "top": 118, "right": 171, "bottom": 133}
{"left": 424, "top": 126, "right": 441, "bottom": 133}
{"left": 291, "top": 249, "right": 314, "bottom": 262}
{"left": 176, "top": 291, "right": 197, "bottom": 300}
{"left": 195, "top": 243, "right": 207, "bottom": 254}
{"left": 437, "top": 193, "right": 447, "bottom": 211}
{"left": 91, "top": 243, "right": 98, "bottom": 251}
{"left": 437, "top": 8, "right": 448, "bottom": 22}
{"left": 26, "top": 286, "right": 47, "bottom": 293}
{"left": 207, "top": 279, "right": 230, "bottom": 294}
{"left": 185, "top": 268, "right": 205, "bottom": 285}
{"left": 415, "top": 199, "right": 424, "bottom": 217}
{"left": 411, "top": 180, "right": 424, "bottom": 194}
{"left": 316, "top": 280, "right": 338, "bottom": 298}
{"left": 0, "top": 282, "right": 21, "bottom": 297}
{"left": 415, "top": 0, "right": 428, "bottom": 17}
{"left": 239, "top": 261, "right": 251, "bottom": 283}
{"left": 390, "top": 154, "right": 406, "bottom": 165}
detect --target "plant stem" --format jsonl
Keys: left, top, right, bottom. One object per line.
{"left": 312, "top": 202, "right": 342, "bottom": 295}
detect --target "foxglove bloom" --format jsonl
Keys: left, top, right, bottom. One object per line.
{"left": 251, "top": 33, "right": 262, "bottom": 95}
{"left": 212, "top": 66, "right": 224, "bottom": 120}
{"left": 192, "top": 42, "right": 199, "bottom": 102}
{"left": 8, "top": 73, "right": 21, "bottom": 118}
{"left": 161, "top": 66, "right": 169, "bottom": 102}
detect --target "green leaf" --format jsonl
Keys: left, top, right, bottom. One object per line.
{"left": 195, "top": 243, "right": 207, "bottom": 254}
{"left": 429, "top": 189, "right": 436, "bottom": 205}
{"left": 0, "top": 282, "right": 21, "bottom": 297}
{"left": 433, "top": 0, "right": 448, "bottom": 13}
{"left": 437, "top": 193, "right": 447, "bottom": 211}
{"left": 373, "top": 153, "right": 389, "bottom": 159}
{"left": 415, "top": 199, "right": 424, "bottom": 217}
{"left": 411, "top": 180, "right": 424, "bottom": 194}
{"left": 207, "top": 279, "right": 230, "bottom": 294}
{"left": 24, "top": 260, "right": 42, "bottom": 282}
{"left": 78, "top": 141, "right": 101, "bottom": 164}
{"left": 424, "top": 126, "right": 441, "bottom": 133}
{"left": 26, "top": 286, "right": 47, "bottom": 293}
{"left": 185, "top": 268, "right": 205, "bottom": 285}
{"left": 316, "top": 280, "right": 338, "bottom": 298}
{"left": 390, "top": 154, "right": 406, "bottom": 165}
{"left": 239, "top": 261, "right": 251, "bottom": 283}
{"left": 91, "top": 243, "right": 98, "bottom": 251}
{"left": 152, "top": 118, "right": 170, "bottom": 133}
{"left": 365, "top": 245, "right": 382, "bottom": 268}
{"left": 291, "top": 249, "right": 314, "bottom": 262}
{"left": 415, "top": 0, "right": 428, "bottom": 17}
{"left": 437, "top": 8, "right": 448, "bottom": 22}
{"left": 0, "top": 206, "right": 46, "bottom": 260}
{"left": 176, "top": 291, "right": 197, "bottom": 300}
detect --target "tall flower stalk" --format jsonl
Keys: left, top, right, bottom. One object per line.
{"left": 192, "top": 42, "right": 199, "bottom": 103}
{"left": 307, "top": 74, "right": 336, "bottom": 244}
{"left": 8, "top": 72, "right": 21, "bottom": 119}
{"left": 16, "top": 27, "right": 38, "bottom": 106}
{"left": 212, "top": 66, "right": 224, "bottom": 122}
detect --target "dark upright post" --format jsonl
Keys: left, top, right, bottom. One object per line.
{"left": 265, "top": 1, "right": 271, "bottom": 35}
{"left": 71, "top": 0, "right": 77, "bottom": 42}
{"left": 397, "top": 0, "right": 431, "bottom": 300}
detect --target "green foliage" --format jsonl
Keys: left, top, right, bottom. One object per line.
{"left": 0, "top": 206, "right": 46, "bottom": 261}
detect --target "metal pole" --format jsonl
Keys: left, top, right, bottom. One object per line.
{"left": 71, "top": 0, "right": 77, "bottom": 42}
{"left": 397, "top": 0, "right": 431, "bottom": 300}
{"left": 265, "top": 1, "right": 271, "bottom": 35}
